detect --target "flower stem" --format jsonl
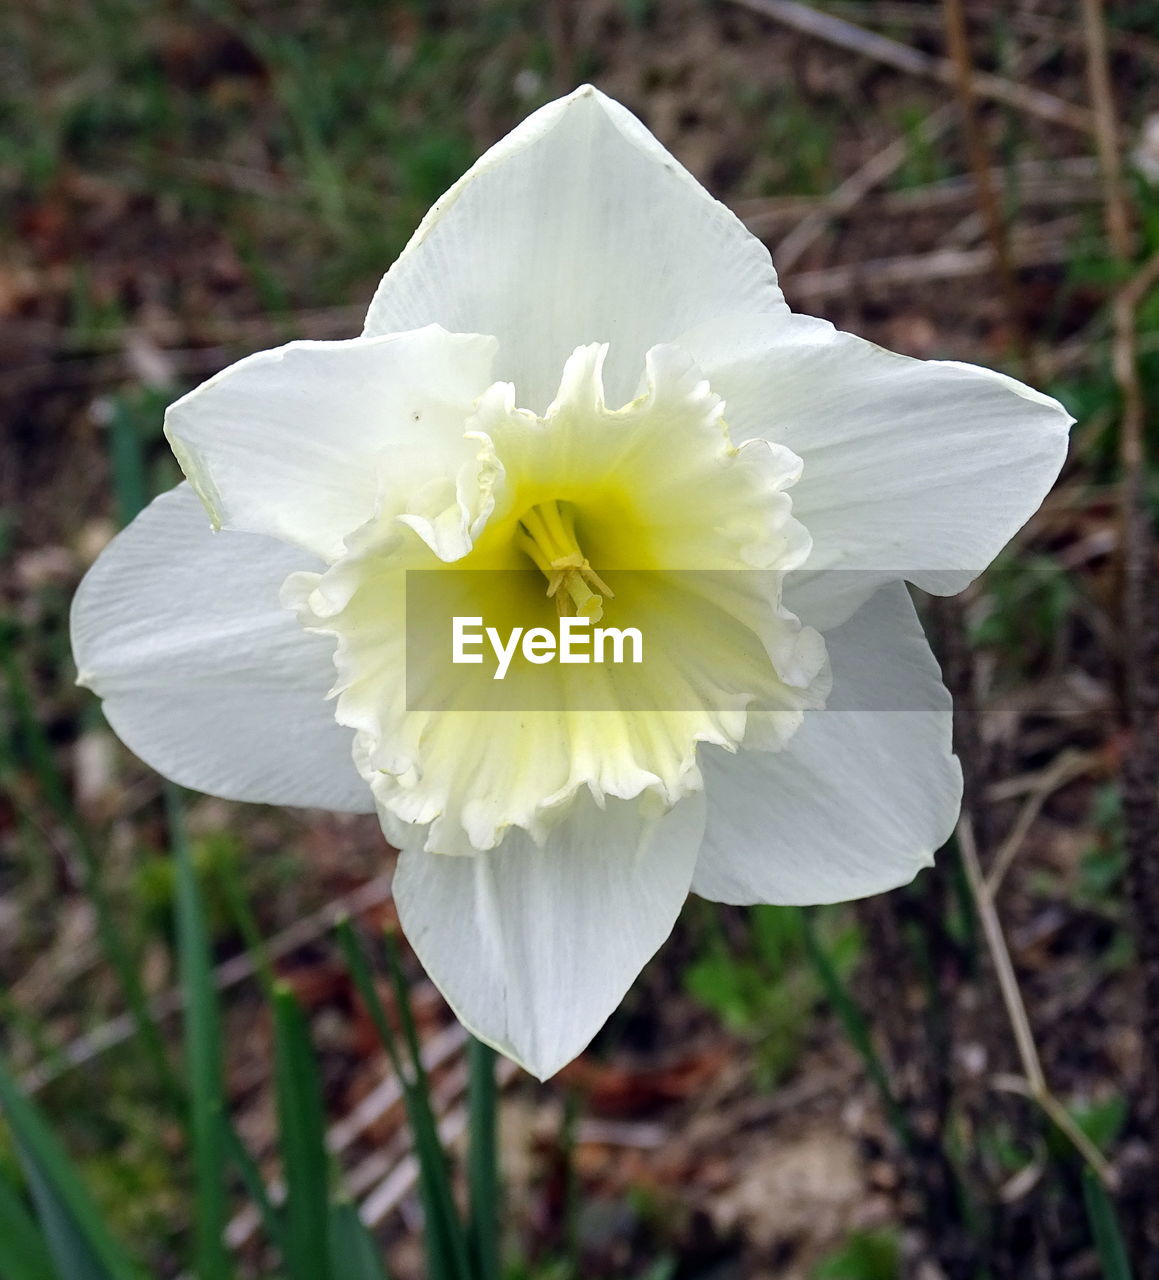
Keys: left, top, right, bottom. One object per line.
{"left": 467, "top": 1036, "right": 501, "bottom": 1280}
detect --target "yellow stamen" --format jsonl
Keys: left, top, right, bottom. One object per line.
{"left": 516, "top": 500, "right": 613, "bottom": 622}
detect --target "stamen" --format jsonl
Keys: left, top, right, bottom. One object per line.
{"left": 516, "top": 500, "right": 613, "bottom": 622}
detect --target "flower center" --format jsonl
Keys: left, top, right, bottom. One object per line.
{"left": 286, "top": 342, "right": 829, "bottom": 856}
{"left": 515, "top": 499, "right": 615, "bottom": 622}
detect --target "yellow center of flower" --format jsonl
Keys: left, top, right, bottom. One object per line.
{"left": 289, "top": 342, "right": 829, "bottom": 856}
{"left": 515, "top": 500, "right": 614, "bottom": 622}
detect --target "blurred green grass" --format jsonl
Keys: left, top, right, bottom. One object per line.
{"left": 0, "top": 0, "right": 552, "bottom": 308}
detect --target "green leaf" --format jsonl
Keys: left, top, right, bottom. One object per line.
{"left": 169, "top": 787, "right": 232, "bottom": 1280}
{"left": 684, "top": 953, "right": 754, "bottom": 1030}
{"left": 335, "top": 920, "right": 470, "bottom": 1279}
{"left": 1081, "top": 1169, "right": 1132, "bottom": 1280}
{"left": 812, "top": 1229, "right": 899, "bottom": 1279}
{"left": 0, "top": 1166, "right": 56, "bottom": 1280}
{"left": 328, "top": 1201, "right": 390, "bottom": 1280}
{"left": 273, "top": 984, "right": 332, "bottom": 1280}
{"left": 1071, "top": 1094, "right": 1129, "bottom": 1154}
{"left": 0, "top": 1054, "right": 140, "bottom": 1280}
{"left": 381, "top": 933, "right": 473, "bottom": 1280}
{"left": 750, "top": 904, "right": 803, "bottom": 971}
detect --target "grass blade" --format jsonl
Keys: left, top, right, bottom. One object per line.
{"left": 381, "top": 932, "right": 429, "bottom": 1087}
{"left": 0, "top": 1166, "right": 56, "bottom": 1280}
{"left": 4, "top": 654, "right": 176, "bottom": 1106}
{"left": 1081, "top": 1168, "right": 1133, "bottom": 1280}
{"left": 168, "top": 787, "right": 232, "bottom": 1280}
{"left": 799, "top": 908, "right": 915, "bottom": 1152}
{"left": 380, "top": 928, "right": 474, "bottom": 1277}
{"left": 106, "top": 394, "right": 149, "bottom": 529}
{"left": 272, "top": 984, "right": 332, "bottom": 1280}
{"left": 11, "top": 391, "right": 176, "bottom": 1106}
{"left": 467, "top": 1036, "right": 500, "bottom": 1280}
{"left": 335, "top": 919, "right": 470, "bottom": 1279}
{"left": 328, "top": 1201, "right": 391, "bottom": 1280}
{"left": 0, "top": 1054, "right": 140, "bottom": 1280}
{"left": 216, "top": 850, "right": 277, "bottom": 1000}
{"left": 222, "top": 1116, "right": 287, "bottom": 1253}
{"left": 204, "top": 848, "right": 287, "bottom": 1250}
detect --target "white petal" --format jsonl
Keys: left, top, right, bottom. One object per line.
{"left": 363, "top": 86, "right": 789, "bottom": 413}
{"left": 71, "top": 484, "right": 372, "bottom": 813}
{"left": 692, "top": 582, "right": 961, "bottom": 905}
{"left": 690, "top": 313, "right": 1072, "bottom": 630}
{"left": 393, "top": 789, "right": 706, "bottom": 1079}
{"left": 165, "top": 326, "right": 498, "bottom": 561}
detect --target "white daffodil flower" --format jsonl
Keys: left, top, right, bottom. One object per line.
{"left": 71, "top": 86, "right": 1072, "bottom": 1079}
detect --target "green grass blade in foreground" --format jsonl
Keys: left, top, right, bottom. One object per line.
{"left": 222, "top": 1113, "right": 287, "bottom": 1253}
{"left": 0, "top": 1166, "right": 56, "bottom": 1280}
{"left": 381, "top": 932, "right": 429, "bottom": 1083}
{"left": 383, "top": 931, "right": 474, "bottom": 1279}
{"left": 335, "top": 919, "right": 470, "bottom": 1280}
{"left": 468, "top": 1036, "right": 500, "bottom": 1280}
{"left": 1081, "top": 1168, "right": 1132, "bottom": 1280}
{"left": 216, "top": 850, "right": 278, "bottom": 1000}
{"left": 169, "top": 787, "right": 233, "bottom": 1280}
{"left": 328, "top": 1201, "right": 391, "bottom": 1280}
{"left": 203, "top": 839, "right": 288, "bottom": 1249}
{"left": 273, "top": 984, "right": 332, "bottom": 1280}
{"left": 0, "top": 1054, "right": 141, "bottom": 1280}
{"left": 106, "top": 394, "right": 150, "bottom": 529}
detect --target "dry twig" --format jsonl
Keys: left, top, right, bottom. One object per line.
{"left": 736, "top": 157, "right": 1100, "bottom": 243}
{"left": 785, "top": 236, "right": 1071, "bottom": 302}
{"left": 726, "top": 0, "right": 1094, "bottom": 133}
{"left": 1081, "top": 0, "right": 1159, "bottom": 1260}
{"left": 775, "top": 103, "right": 956, "bottom": 272}
{"left": 941, "top": 0, "right": 1038, "bottom": 380}
{"left": 769, "top": 37, "right": 1061, "bottom": 273}
{"left": 984, "top": 750, "right": 1096, "bottom": 896}
{"left": 958, "top": 816, "right": 1116, "bottom": 1188}
{"left": 822, "top": 1, "right": 1159, "bottom": 69}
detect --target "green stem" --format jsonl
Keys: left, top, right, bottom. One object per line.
{"left": 467, "top": 1037, "right": 500, "bottom": 1280}
{"left": 336, "top": 921, "right": 471, "bottom": 1279}
{"left": 169, "top": 786, "right": 232, "bottom": 1280}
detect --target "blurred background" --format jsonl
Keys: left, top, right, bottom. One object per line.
{"left": 3, "top": 1, "right": 1159, "bottom": 1277}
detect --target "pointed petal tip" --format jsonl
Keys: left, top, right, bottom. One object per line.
{"left": 428, "top": 980, "right": 582, "bottom": 1082}
{"left": 471, "top": 1031, "right": 566, "bottom": 1083}
{"left": 555, "top": 82, "right": 607, "bottom": 109}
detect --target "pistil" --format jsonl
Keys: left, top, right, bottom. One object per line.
{"left": 516, "top": 500, "right": 613, "bottom": 622}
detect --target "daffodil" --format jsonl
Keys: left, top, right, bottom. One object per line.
{"left": 71, "top": 87, "right": 1072, "bottom": 1079}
